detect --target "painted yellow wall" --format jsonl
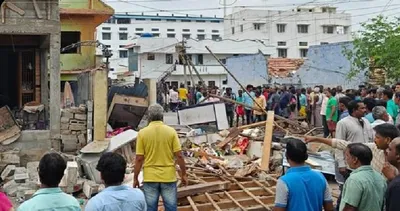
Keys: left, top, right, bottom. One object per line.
{"left": 60, "top": 0, "right": 113, "bottom": 81}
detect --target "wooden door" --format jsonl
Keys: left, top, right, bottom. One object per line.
{"left": 17, "top": 49, "right": 39, "bottom": 107}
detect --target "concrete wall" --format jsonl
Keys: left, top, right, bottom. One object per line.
{"left": 270, "top": 42, "right": 367, "bottom": 89}
{"left": 224, "top": 9, "right": 352, "bottom": 58}
{"left": 0, "top": 0, "right": 61, "bottom": 138}
{"left": 226, "top": 53, "right": 267, "bottom": 93}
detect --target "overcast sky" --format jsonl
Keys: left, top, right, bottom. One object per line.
{"left": 104, "top": 0, "right": 399, "bottom": 31}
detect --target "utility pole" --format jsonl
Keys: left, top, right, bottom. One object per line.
{"left": 182, "top": 39, "right": 188, "bottom": 89}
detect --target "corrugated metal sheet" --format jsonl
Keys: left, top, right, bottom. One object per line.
{"left": 269, "top": 42, "right": 367, "bottom": 89}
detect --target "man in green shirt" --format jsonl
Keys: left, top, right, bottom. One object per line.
{"left": 325, "top": 89, "right": 338, "bottom": 136}
{"left": 339, "top": 143, "right": 387, "bottom": 211}
{"left": 383, "top": 89, "right": 398, "bottom": 123}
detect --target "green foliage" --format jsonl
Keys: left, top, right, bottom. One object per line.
{"left": 344, "top": 16, "right": 400, "bottom": 80}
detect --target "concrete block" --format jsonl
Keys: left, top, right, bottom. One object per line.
{"left": 62, "top": 110, "right": 74, "bottom": 119}
{"left": 15, "top": 167, "right": 27, "bottom": 174}
{"left": 61, "top": 130, "right": 71, "bottom": 135}
{"left": 72, "top": 131, "right": 77, "bottom": 135}
{"left": 61, "top": 123, "right": 69, "bottom": 130}
{"left": 83, "top": 179, "right": 99, "bottom": 198}
{"left": 69, "top": 107, "right": 86, "bottom": 114}
{"left": 61, "top": 117, "right": 70, "bottom": 123}
{"left": 74, "top": 113, "right": 87, "bottom": 120}
{"left": 0, "top": 150, "right": 20, "bottom": 165}
{"left": 61, "top": 135, "right": 78, "bottom": 143}
{"left": 3, "top": 180, "right": 18, "bottom": 196}
{"left": 26, "top": 162, "right": 39, "bottom": 181}
{"left": 78, "top": 134, "right": 86, "bottom": 144}
{"left": 14, "top": 173, "right": 29, "bottom": 183}
{"left": 62, "top": 143, "right": 78, "bottom": 152}
{"left": 70, "top": 120, "right": 86, "bottom": 125}
{"left": 1, "top": 165, "right": 16, "bottom": 180}
{"left": 60, "top": 161, "right": 79, "bottom": 193}
{"left": 77, "top": 154, "right": 102, "bottom": 183}
{"left": 69, "top": 124, "right": 86, "bottom": 131}
{"left": 51, "top": 139, "right": 62, "bottom": 151}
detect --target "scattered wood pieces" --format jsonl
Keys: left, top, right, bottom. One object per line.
{"left": 177, "top": 181, "right": 230, "bottom": 198}
{"left": 217, "top": 127, "right": 243, "bottom": 149}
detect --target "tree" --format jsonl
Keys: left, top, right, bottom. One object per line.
{"left": 344, "top": 16, "right": 400, "bottom": 80}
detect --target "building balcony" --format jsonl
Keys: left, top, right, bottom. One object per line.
{"left": 173, "top": 64, "right": 227, "bottom": 75}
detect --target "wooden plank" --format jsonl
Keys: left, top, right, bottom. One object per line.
{"left": 6, "top": 2, "right": 25, "bottom": 16}
{"left": 32, "top": 0, "right": 43, "bottom": 18}
{"left": 253, "top": 180, "right": 275, "bottom": 196}
{"left": 177, "top": 181, "right": 230, "bottom": 198}
{"left": 179, "top": 196, "right": 275, "bottom": 211}
{"left": 261, "top": 111, "right": 274, "bottom": 171}
{"left": 93, "top": 70, "right": 108, "bottom": 141}
{"left": 224, "top": 191, "right": 247, "bottom": 211}
{"left": 217, "top": 127, "right": 242, "bottom": 149}
{"left": 189, "top": 188, "right": 269, "bottom": 203}
{"left": 205, "top": 192, "right": 222, "bottom": 211}
{"left": 187, "top": 196, "right": 199, "bottom": 211}
{"left": 1, "top": 2, "right": 5, "bottom": 23}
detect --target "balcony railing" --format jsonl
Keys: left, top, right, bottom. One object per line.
{"left": 173, "top": 64, "right": 227, "bottom": 75}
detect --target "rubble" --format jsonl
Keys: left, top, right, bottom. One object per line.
{"left": 60, "top": 105, "right": 89, "bottom": 153}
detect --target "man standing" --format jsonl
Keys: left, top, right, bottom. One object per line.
{"left": 383, "top": 89, "right": 398, "bottom": 122}
{"left": 236, "top": 90, "right": 245, "bottom": 126}
{"left": 177, "top": 84, "right": 188, "bottom": 106}
{"left": 340, "top": 143, "right": 387, "bottom": 211}
{"left": 385, "top": 138, "right": 400, "bottom": 211}
{"left": 254, "top": 90, "right": 266, "bottom": 122}
{"left": 273, "top": 139, "right": 333, "bottom": 211}
{"left": 371, "top": 106, "right": 390, "bottom": 128}
{"left": 243, "top": 85, "right": 255, "bottom": 124}
{"left": 134, "top": 104, "right": 188, "bottom": 211}
{"left": 334, "top": 100, "right": 374, "bottom": 210}
{"left": 299, "top": 88, "right": 307, "bottom": 118}
{"left": 223, "top": 87, "right": 235, "bottom": 127}
{"left": 338, "top": 96, "right": 351, "bottom": 120}
{"left": 169, "top": 87, "right": 179, "bottom": 112}
{"left": 279, "top": 86, "right": 292, "bottom": 118}
{"left": 18, "top": 153, "right": 80, "bottom": 211}
{"left": 325, "top": 89, "right": 338, "bottom": 137}
{"left": 86, "top": 152, "right": 146, "bottom": 211}
{"left": 311, "top": 86, "right": 323, "bottom": 127}
{"left": 320, "top": 87, "right": 330, "bottom": 137}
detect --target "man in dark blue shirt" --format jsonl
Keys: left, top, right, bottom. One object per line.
{"left": 274, "top": 139, "right": 334, "bottom": 211}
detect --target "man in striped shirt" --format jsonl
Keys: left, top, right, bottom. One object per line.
{"left": 305, "top": 123, "right": 399, "bottom": 180}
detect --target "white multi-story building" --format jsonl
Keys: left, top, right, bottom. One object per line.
{"left": 224, "top": 6, "right": 352, "bottom": 58}
{"left": 96, "top": 14, "right": 224, "bottom": 71}
{"left": 124, "top": 37, "right": 274, "bottom": 88}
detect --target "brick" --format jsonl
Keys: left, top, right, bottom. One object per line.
{"left": 61, "top": 130, "right": 71, "bottom": 135}
{"left": 78, "top": 134, "right": 86, "bottom": 144}
{"left": 63, "top": 143, "right": 78, "bottom": 152}
{"left": 0, "top": 150, "right": 20, "bottom": 165}
{"left": 70, "top": 120, "right": 86, "bottom": 125}
{"left": 26, "top": 162, "right": 39, "bottom": 181}
{"left": 69, "top": 107, "right": 85, "bottom": 114}
{"left": 74, "top": 113, "right": 87, "bottom": 120}
{"left": 69, "top": 124, "right": 86, "bottom": 131}
{"left": 72, "top": 131, "right": 77, "bottom": 135}
{"left": 62, "top": 110, "right": 74, "bottom": 119}
{"left": 60, "top": 162, "right": 78, "bottom": 193}
{"left": 61, "top": 135, "right": 78, "bottom": 142}
{"left": 61, "top": 123, "right": 69, "bottom": 130}
{"left": 83, "top": 179, "right": 99, "bottom": 198}
{"left": 61, "top": 117, "right": 70, "bottom": 123}
{"left": 14, "top": 173, "right": 29, "bottom": 183}
{"left": 1, "top": 165, "right": 16, "bottom": 180}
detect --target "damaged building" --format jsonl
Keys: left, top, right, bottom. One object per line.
{"left": 0, "top": 0, "right": 61, "bottom": 155}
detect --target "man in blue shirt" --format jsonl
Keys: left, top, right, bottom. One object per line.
{"left": 339, "top": 96, "right": 352, "bottom": 120}
{"left": 242, "top": 85, "right": 256, "bottom": 125}
{"left": 85, "top": 152, "right": 146, "bottom": 211}
{"left": 274, "top": 139, "right": 334, "bottom": 211}
{"left": 18, "top": 153, "right": 81, "bottom": 211}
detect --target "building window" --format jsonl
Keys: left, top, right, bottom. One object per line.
{"left": 277, "top": 24, "right": 286, "bottom": 33}
{"left": 210, "top": 20, "right": 220, "bottom": 23}
{"left": 299, "top": 42, "right": 308, "bottom": 46}
{"left": 277, "top": 41, "right": 286, "bottom": 46}
{"left": 153, "top": 33, "right": 160, "bottom": 37}
{"left": 212, "top": 30, "right": 219, "bottom": 33}
{"left": 254, "top": 23, "right": 262, "bottom": 30}
{"left": 220, "top": 58, "right": 226, "bottom": 64}
{"left": 212, "top": 35, "right": 220, "bottom": 41}
{"left": 197, "top": 34, "right": 205, "bottom": 40}
{"left": 167, "top": 29, "right": 175, "bottom": 32}
{"left": 181, "top": 20, "right": 191, "bottom": 22}
{"left": 182, "top": 29, "right": 190, "bottom": 32}
{"left": 197, "top": 54, "right": 203, "bottom": 65}
{"left": 278, "top": 49, "right": 287, "bottom": 58}
{"left": 166, "top": 54, "right": 173, "bottom": 64}
{"left": 119, "top": 45, "right": 126, "bottom": 48}
{"left": 119, "top": 33, "right": 128, "bottom": 40}
{"left": 61, "top": 31, "right": 81, "bottom": 54}
{"left": 300, "top": 49, "right": 308, "bottom": 58}
{"left": 183, "top": 34, "right": 191, "bottom": 39}
{"left": 297, "top": 24, "right": 309, "bottom": 33}
{"left": 222, "top": 80, "right": 227, "bottom": 85}
{"left": 208, "top": 81, "right": 216, "bottom": 88}
{"left": 147, "top": 53, "right": 155, "bottom": 60}
{"left": 344, "top": 26, "right": 350, "bottom": 34}
{"left": 231, "top": 27, "right": 235, "bottom": 35}
{"left": 117, "top": 18, "right": 130, "bottom": 24}
{"left": 119, "top": 27, "right": 128, "bottom": 31}
{"left": 119, "top": 50, "right": 128, "bottom": 58}
{"left": 151, "top": 28, "right": 159, "bottom": 32}
{"left": 136, "top": 28, "right": 144, "bottom": 31}
{"left": 197, "top": 29, "right": 205, "bottom": 33}
{"left": 323, "top": 26, "right": 334, "bottom": 34}
{"left": 320, "top": 42, "right": 329, "bottom": 45}
{"left": 135, "top": 33, "right": 142, "bottom": 36}
{"left": 240, "top": 25, "right": 244, "bottom": 32}
{"left": 166, "top": 19, "right": 176, "bottom": 22}
{"left": 167, "top": 33, "right": 175, "bottom": 38}
{"left": 105, "top": 45, "right": 111, "bottom": 48}
{"left": 105, "top": 18, "right": 114, "bottom": 24}
{"left": 102, "top": 32, "right": 111, "bottom": 40}
{"left": 196, "top": 20, "right": 206, "bottom": 23}
{"left": 151, "top": 19, "right": 161, "bottom": 21}
{"left": 135, "top": 18, "right": 146, "bottom": 21}
{"left": 102, "top": 27, "right": 111, "bottom": 30}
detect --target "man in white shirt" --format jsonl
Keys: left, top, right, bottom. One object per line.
{"left": 320, "top": 86, "right": 329, "bottom": 138}
{"left": 169, "top": 88, "right": 179, "bottom": 112}
{"left": 371, "top": 106, "right": 390, "bottom": 128}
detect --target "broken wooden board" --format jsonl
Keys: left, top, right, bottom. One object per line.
{"left": 177, "top": 181, "right": 230, "bottom": 198}
{"left": 261, "top": 111, "right": 274, "bottom": 171}
{"left": 0, "top": 106, "right": 21, "bottom": 145}
{"left": 217, "top": 127, "right": 242, "bottom": 149}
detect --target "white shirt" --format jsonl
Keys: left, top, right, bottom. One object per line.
{"left": 170, "top": 91, "right": 179, "bottom": 103}
{"left": 320, "top": 94, "right": 329, "bottom": 115}
{"left": 371, "top": 119, "right": 388, "bottom": 128}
